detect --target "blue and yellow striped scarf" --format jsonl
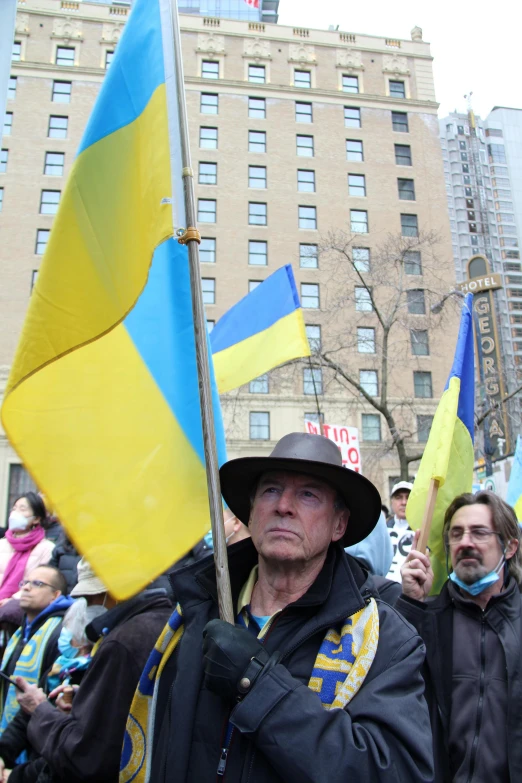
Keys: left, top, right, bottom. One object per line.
{"left": 120, "top": 596, "right": 379, "bottom": 783}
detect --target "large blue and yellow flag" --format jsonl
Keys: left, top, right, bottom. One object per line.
{"left": 0, "top": 0, "right": 226, "bottom": 599}
{"left": 210, "top": 265, "right": 311, "bottom": 393}
{"left": 507, "top": 435, "right": 522, "bottom": 522}
{"left": 407, "top": 293, "right": 475, "bottom": 592}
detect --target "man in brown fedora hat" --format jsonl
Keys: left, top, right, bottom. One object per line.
{"left": 138, "top": 433, "right": 434, "bottom": 783}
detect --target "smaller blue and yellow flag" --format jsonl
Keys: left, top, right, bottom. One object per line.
{"left": 210, "top": 265, "right": 311, "bottom": 394}
{"left": 507, "top": 435, "right": 522, "bottom": 522}
{"left": 407, "top": 293, "right": 475, "bottom": 593}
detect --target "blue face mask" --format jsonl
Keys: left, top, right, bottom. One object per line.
{"left": 57, "top": 627, "right": 78, "bottom": 659}
{"left": 449, "top": 555, "right": 505, "bottom": 596}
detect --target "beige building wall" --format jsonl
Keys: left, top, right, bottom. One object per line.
{"left": 0, "top": 0, "right": 457, "bottom": 518}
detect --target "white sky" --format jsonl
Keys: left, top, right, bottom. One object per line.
{"left": 277, "top": 0, "right": 520, "bottom": 120}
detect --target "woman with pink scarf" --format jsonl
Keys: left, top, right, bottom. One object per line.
{"left": 0, "top": 492, "right": 55, "bottom": 626}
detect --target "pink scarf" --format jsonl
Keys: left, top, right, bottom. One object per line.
{"left": 0, "top": 526, "right": 46, "bottom": 601}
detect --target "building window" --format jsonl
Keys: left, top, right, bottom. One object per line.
{"left": 357, "top": 327, "right": 375, "bottom": 353}
{"left": 56, "top": 47, "right": 75, "bottom": 66}
{"left": 200, "top": 93, "right": 218, "bottom": 114}
{"left": 304, "top": 367, "right": 323, "bottom": 395}
{"left": 12, "top": 42, "right": 21, "bottom": 61}
{"left": 197, "top": 199, "right": 216, "bottom": 222}
{"left": 199, "top": 126, "right": 218, "bottom": 149}
{"left": 0, "top": 148, "right": 7, "bottom": 173}
{"left": 300, "top": 243, "right": 318, "bottom": 268}
{"left": 299, "top": 205, "right": 317, "bottom": 229}
{"left": 398, "top": 178, "right": 415, "bottom": 200}
{"left": 248, "top": 130, "right": 266, "bottom": 153}
{"left": 297, "top": 169, "right": 315, "bottom": 192}
{"left": 342, "top": 74, "right": 359, "bottom": 93}
{"left": 0, "top": 187, "right": 3, "bottom": 211}
{"left": 301, "top": 283, "right": 319, "bottom": 308}
{"left": 249, "top": 202, "right": 267, "bottom": 225}
{"left": 350, "top": 210, "right": 368, "bottom": 233}
{"left": 407, "top": 289, "right": 426, "bottom": 314}
{"left": 3, "top": 113, "right": 13, "bottom": 136}
{"left": 362, "top": 414, "right": 381, "bottom": 441}
{"left": 294, "top": 69, "right": 311, "bottom": 88}
{"left": 201, "top": 277, "right": 215, "bottom": 304}
{"left": 344, "top": 107, "right": 361, "bottom": 128}
{"left": 200, "top": 237, "right": 216, "bottom": 263}
{"left": 417, "top": 415, "right": 433, "bottom": 443}
{"left": 31, "top": 270, "right": 39, "bottom": 290}
{"left": 8, "top": 77, "right": 17, "bottom": 100}
{"left": 353, "top": 247, "right": 370, "bottom": 272}
{"left": 404, "top": 250, "right": 422, "bottom": 275}
{"left": 306, "top": 324, "right": 321, "bottom": 352}
{"left": 395, "top": 144, "right": 412, "bottom": 165}
{"left": 296, "top": 101, "right": 312, "bottom": 122}
{"left": 40, "top": 190, "right": 61, "bottom": 215}
{"left": 35, "top": 229, "right": 50, "bottom": 254}
{"left": 460, "top": 152, "right": 468, "bottom": 162}
{"left": 401, "top": 213, "right": 418, "bottom": 236}
{"left": 392, "top": 111, "right": 408, "bottom": 132}
{"left": 488, "top": 144, "right": 506, "bottom": 164}
{"left": 202, "top": 60, "right": 219, "bottom": 79}
{"left": 48, "top": 115, "right": 68, "bottom": 139}
{"left": 346, "top": 139, "right": 363, "bottom": 161}
{"left": 360, "top": 370, "right": 378, "bottom": 396}
{"left": 249, "top": 280, "right": 261, "bottom": 292}
{"left": 414, "top": 371, "right": 432, "bottom": 398}
{"left": 248, "top": 64, "right": 265, "bottom": 83}
{"left": 207, "top": 319, "right": 215, "bottom": 333}
{"left": 198, "top": 161, "right": 217, "bottom": 185}
{"left": 249, "top": 240, "right": 267, "bottom": 265}
{"left": 348, "top": 173, "right": 366, "bottom": 197}
{"left": 355, "top": 286, "right": 373, "bottom": 312}
{"left": 249, "top": 165, "right": 267, "bottom": 188}
{"left": 411, "top": 329, "right": 429, "bottom": 355}
{"left": 389, "top": 80, "right": 405, "bottom": 98}
{"left": 52, "top": 80, "right": 71, "bottom": 103}
{"left": 462, "top": 164, "right": 469, "bottom": 173}
{"left": 250, "top": 374, "right": 269, "bottom": 393}
{"left": 44, "top": 152, "right": 64, "bottom": 176}
{"left": 250, "top": 411, "right": 270, "bottom": 440}
{"left": 249, "top": 97, "right": 266, "bottom": 119}
{"left": 296, "top": 134, "right": 314, "bottom": 157}
{"left": 105, "top": 50, "right": 114, "bottom": 68}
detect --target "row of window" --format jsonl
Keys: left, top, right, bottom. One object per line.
{"left": 198, "top": 161, "right": 416, "bottom": 200}
{"left": 8, "top": 78, "right": 75, "bottom": 104}
{"left": 201, "top": 93, "right": 410, "bottom": 132}
{"left": 12, "top": 43, "right": 113, "bottom": 69}
{"left": 249, "top": 409, "right": 433, "bottom": 443}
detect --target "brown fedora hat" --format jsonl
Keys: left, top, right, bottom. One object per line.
{"left": 219, "top": 432, "right": 381, "bottom": 547}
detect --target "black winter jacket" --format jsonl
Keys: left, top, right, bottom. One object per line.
{"left": 48, "top": 537, "right": 80, "bottom": 594}
{"left": 150, "top": 539, "right": 434, "bottom": 782}
{"left": 395, "top": 579, "right": 522, "bottom": 782}
{"left": 12, "top": 588, "right": 172, "bottom": 783}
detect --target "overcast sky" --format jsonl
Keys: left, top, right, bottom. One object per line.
{"left": 277, "top": 0, "right": 519, "bottom": 120}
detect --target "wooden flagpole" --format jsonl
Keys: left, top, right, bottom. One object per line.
{"left": 165, "top": 0, "right": 234, "bottom": 624}
{"left": 417, "top": 478, "right": 439, "bottom": 554}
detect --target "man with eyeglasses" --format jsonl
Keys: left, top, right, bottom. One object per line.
{"left": 0, "top": 566, "right": 71, "bottom": 737}
{"left": 397, "top": 490, "right": 522, "bottom": 783}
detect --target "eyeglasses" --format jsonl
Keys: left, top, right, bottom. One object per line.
{"left": 446, "top": 527, "right": 501, "bottom": 546}
{"left": 19, "top": 579, "right": 56, "bottom": 590}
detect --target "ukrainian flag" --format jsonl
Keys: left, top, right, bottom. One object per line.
{"left": 210, "top": 265, "right": 311, "bottom": 394}
{"left": 1, "top": 0, "right": 226, "bottom": 599}
{"left": 507, "top": 435, "right": 522, "bottom": 522}
{"left": 407, "top": 293, "right": 475, "bottom": 593}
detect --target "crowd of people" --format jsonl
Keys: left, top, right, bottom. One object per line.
{"left": 0, "top": 433, "right": 519, "bottom": 782}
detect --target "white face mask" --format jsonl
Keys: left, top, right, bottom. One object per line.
{"left": 8, "top": 511, "right": 34, "bottom": 531}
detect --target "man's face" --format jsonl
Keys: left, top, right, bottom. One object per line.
{"left": 249, "top": 471, "right": 348, "bottom": 566}
{"left": 391, "top": 490, "right": 410, "bottom": 520}
{"left": 449, "top": 504, "right": 505, "bottom": 584}
{"left": 19, "top": 567, "right": 61, "bottom": 616}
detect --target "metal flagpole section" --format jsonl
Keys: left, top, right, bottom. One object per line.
{"left": 162, "top": 0, "right": 234, "bottom": 624}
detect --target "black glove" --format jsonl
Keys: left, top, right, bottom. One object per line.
{"left": 202, "top": 619, "right": 280, "bottom": 702}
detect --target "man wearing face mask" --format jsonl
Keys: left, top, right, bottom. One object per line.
{"left": 397, "top": 491, "right": 522, "bottom": 782}
{"left": 9, "top": 558, "right": 172, "bottom": 783}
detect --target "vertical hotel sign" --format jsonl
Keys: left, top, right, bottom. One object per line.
{"left": 456, "top": 255, "right": 509, "bottom": 460}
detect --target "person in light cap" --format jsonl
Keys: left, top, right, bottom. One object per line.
{"left": 386, "top": 481, "right": 414, "bottom": 582}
